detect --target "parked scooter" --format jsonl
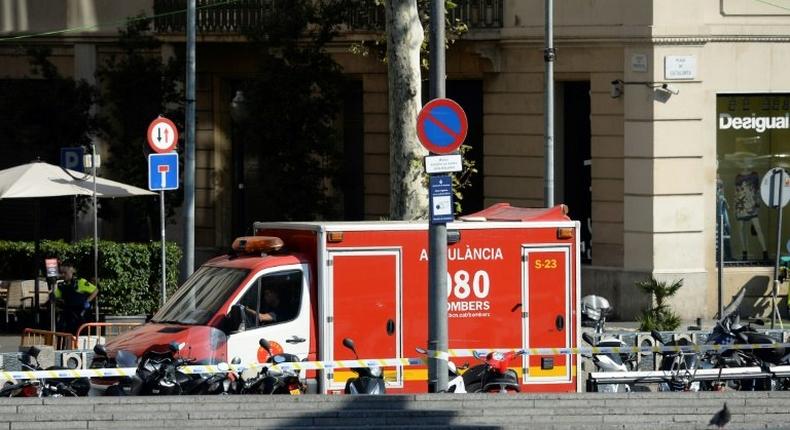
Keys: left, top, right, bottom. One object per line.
{"left": 415, "top": 347, "right": 467, "bottom": 393}
{"left": 703, "top": 289, "right": 781, "bottom": 391}
{"left": 581, "top": 332, "right": 636, "bottom": 393}
{"left": 242, "top": 339, "right": 306, "bottom": 395}
{"left": 342, "top": 338, "right": 386, "bottom": 394}
{"left": 91, "top": 343, "right": 140, "bottom": 396}
{"left": 99, "top": 341, "right": 229, "bottom": 396}
{"left": 0, "top": 346, "right": 90, "bottom": 397}
{"left": 651, "top": 330, "right": 701, "bottom": 392}
{"left": 580, "top": 294, "right": 638, "bottom": 392}
{"left": 464, "top": 349, "right": 524, "bottom": 393}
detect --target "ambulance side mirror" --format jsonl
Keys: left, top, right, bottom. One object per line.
{"left": 226, "top": 304, "right": 246, "bottom": 333}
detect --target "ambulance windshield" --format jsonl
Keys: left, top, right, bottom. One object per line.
{"left": 152, "top": 266, "right": 250, "bottom": 325}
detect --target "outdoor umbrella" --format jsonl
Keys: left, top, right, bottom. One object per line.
{"left": 0, "top": 160, "right": 155, "bottom": 328}
{"left": 0, "top": 161, "right": 154, "bottom": 199}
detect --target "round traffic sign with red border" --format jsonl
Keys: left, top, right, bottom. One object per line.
{"left": 147, "top": 116, "right": 179, "bottom": 153}
{"left": 416, "top": 98, "right": 468, "bottom": 154}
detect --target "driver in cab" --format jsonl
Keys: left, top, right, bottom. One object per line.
{"left": 246, "top": 287, "right": 285, "bottom": 324}
{"left": 258, "top": 287, "right": 285, "bottom": 323}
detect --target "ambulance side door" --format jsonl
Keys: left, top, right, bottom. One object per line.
{"left": 325, "top": 249, "right": 402, "bottom": 390}
{"left": 225, "top": 264, "right": 311, "bottom": 364}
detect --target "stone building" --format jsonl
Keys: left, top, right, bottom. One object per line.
{"left": 3, "top": 0, "right": 790, "bottom": 319}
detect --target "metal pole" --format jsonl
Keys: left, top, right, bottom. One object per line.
{"left": 428, "top": 0, "right": 448, "bottom": 394}
{"left": 772, "top": 170, "right": 784, "bottom": 329}
{"left": 160, "top": 190, "right": 167, "bottom": 306}
{"left": 33, "top": 202, "right": 40, "bottom": 325}
{"left": 717, "top": 197, "right": 724, "bottom": 318}
{"left": 73, "top": 196, "right": 77, "bottom": 242}
{"left": 182, "top": 0, "right": 196, "bottom": 282}
{"left": 544, "top": 0, "right": 555, "bottom": 208}
{"left": 92, "top": 143, "right": 99, "bottom": 322}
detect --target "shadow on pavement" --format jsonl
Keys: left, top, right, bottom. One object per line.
{"left": 269, "top": 394, "right": 500, "bottom": 430}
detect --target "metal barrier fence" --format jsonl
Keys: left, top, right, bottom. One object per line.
{"left": 589, "top": 329, "right": 790, "bottom": 371}
{"left": 20, "top": 328, "right": 75, "bottom": 351}
{"left": 74, "top": 322, "right": 143, "bottom": 350}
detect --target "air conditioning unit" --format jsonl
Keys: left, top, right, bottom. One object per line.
{"left": 61, "top": 351, "right": 87, "bottom": 369}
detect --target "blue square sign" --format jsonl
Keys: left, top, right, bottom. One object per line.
{"left": 148, "top": 153, "right": 179, "bottom": 191}
{"left": 429, "top": 175, "right": 454, "bottom": 224}
{"left": 60, "top": 147, "right": 85, "bottom": 171}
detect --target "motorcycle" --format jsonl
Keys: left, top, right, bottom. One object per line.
{"left": 91, "top": 343, "right": 141, "bottom": 396}
{"left": 651, "top": 330, "right": 701, "bottom": 392}
{"left": 581, "top": 332, "right": 636, "bottom": 393}
{"left": 241, "top": 338, "right": 306, "bottom": 395}
{"left": 92, "top": 326, "right": 231, "bottom": 396}
{"left": 132, "top": 341, "right": 233, "bottom": 395}
{"left": 464, "top": 349, "right": 524, "bottom": 393}
{"left": 415, "top": 347, "right": 468, "bottom": 393}
{"left": 580, "top": 294, "right": 637, "bottom": 392}
{"left": 342, "top": 337, "right": 386, "bottom": 394}
{"left": 702, "top": 289, "right": 782, "bottom": 391}
{"left": 0, "top": 346, "right": 90, "bottom": 397}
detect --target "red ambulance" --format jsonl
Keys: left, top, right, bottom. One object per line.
{"left": 103, "top": 203, "right": 581, "bottom": 393}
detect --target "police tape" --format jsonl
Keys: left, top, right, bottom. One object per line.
{"left": 0, "top": 367, "right": 138, "bottom": 381}
{"left": 5, "top": 342, "right": 790, "bottom": 380}
{"left": 185, "top": 358, "right": 426, "bottom": 374}
{"left": 0, "top": 359, "right": 429, "bottom": 380}
{"left": 442, "top": 342, "right": 790, "bottom": 357}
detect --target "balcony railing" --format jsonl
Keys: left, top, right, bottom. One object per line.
{"left": 153, "top": 0, "right": 503, "bottom": 34}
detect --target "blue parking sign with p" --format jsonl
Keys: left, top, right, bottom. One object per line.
{"left": 60, "top": 147, "right": 85, "bottom": 171}
{"left": 148, "top": 153, "right": 179, "bottom": 191}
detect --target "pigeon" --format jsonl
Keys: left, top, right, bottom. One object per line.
{"left": 709, "top": 402, "right": 731, "bottom": 428}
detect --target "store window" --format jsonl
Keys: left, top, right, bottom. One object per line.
{"left": 716, "top": 94, "right": 790, "bottom": 265}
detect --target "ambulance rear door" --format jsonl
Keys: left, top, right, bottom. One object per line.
{"left": 522, "top": 243, "right": 573, "bottom": 384}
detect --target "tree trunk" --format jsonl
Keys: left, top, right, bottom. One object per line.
{"left": 386, "top": 0, "right": 428, "bottom": 220}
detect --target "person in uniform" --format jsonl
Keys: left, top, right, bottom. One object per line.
{"left": 53, "top": 263, "right": 97, "bottom": 334}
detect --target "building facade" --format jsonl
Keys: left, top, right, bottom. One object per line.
{"left": 3, "top": 0, "right": 790, "bottom": 319}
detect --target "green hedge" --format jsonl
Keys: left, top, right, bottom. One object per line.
{"left": 0, "top": 239, "right": 181, "bottom": 317}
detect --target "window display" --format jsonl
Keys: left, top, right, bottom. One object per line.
{"left": 717, "top": 94, "right": 790, "bottom": 264}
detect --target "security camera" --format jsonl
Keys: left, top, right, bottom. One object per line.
{"left": 610, "top": 79, "right": 623, "bottom": 98}
{"left": 657, "top": 83, "right": 679, "bottom": 95}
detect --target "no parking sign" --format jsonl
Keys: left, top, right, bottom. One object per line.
{"left": 416, "top": 98, "right": 468, "bottom": 154}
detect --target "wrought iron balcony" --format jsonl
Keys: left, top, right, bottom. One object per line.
{"left": 153, "top": 0, "right": 503, "bottom": 34}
